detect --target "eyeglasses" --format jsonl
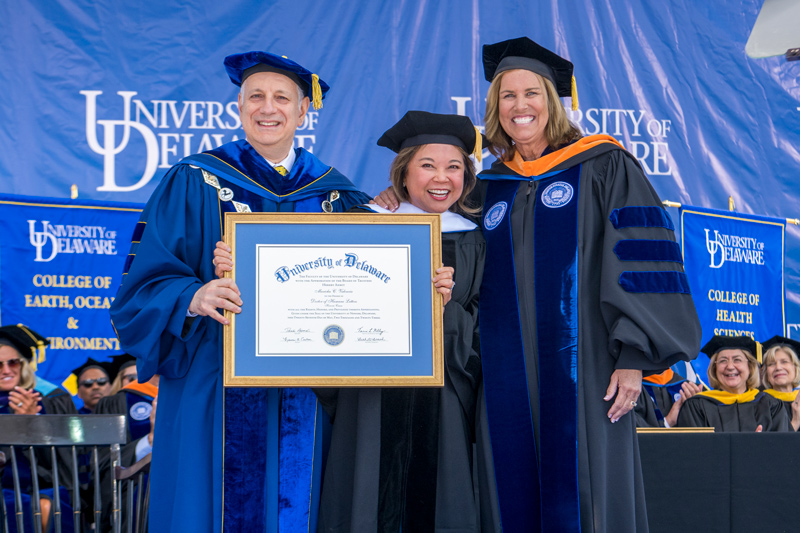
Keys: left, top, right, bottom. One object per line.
{"left": 79, "top": 377, "right": 109, "bottom": 388}
{"left": 121, "top": 373, "right": 137, "bottom": 385}
{"left": 0, "top": 358, "right": 21, "bottom": 370}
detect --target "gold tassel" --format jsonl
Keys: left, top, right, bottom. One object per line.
{"left": 571, "top": 76, "right": 579, "bottom": 111}
{"left": 473, "top": 126, "right": 483, "bottom": 162}
{"left": 311, "top": 74, "right": 323, "bottom": 110}
{"left": 756, "top": 341, "right": 762, "bottom": 364}
{"left": 17, "top": 324, "right": 46, "bottom": 366}
{"left": 70, "top": 184, "right": 78, "bottom": 199}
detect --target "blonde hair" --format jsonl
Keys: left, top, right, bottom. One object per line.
{"left": 0, "top": 339, "right": 36, "bottom": 390}
{"left": 485, "top": 70, "right": 582, "bottom": 162}
{"left": 761, "top": 345, "right": 800, "bottom": 389}
{"left": 708, "top": 349, "right": 760, "bottom": 391}
{"left": 388, "top": 144, "right": 480, "bottom": 216}
{"left": 110, "top": 373, "right": 125, "bottom": 395}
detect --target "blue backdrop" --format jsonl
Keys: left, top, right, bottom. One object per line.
{"left": 1, "top": 0, "right": 798, "bottom": 350}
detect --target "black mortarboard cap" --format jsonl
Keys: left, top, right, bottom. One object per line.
{"left": 109, "top": 354, "right": 137, "bottom": 380}
{"left": 377, "top": 111, "right": 483, "bottom": 162}
{"left": 224, "top": 51, "right": 329, "bottom": 110}
{"left": 701, "top": 335, "right": 761, "bottom": 363}
{"left": 483, "top": 37, "right": 578, "bottom": 109}
{"left": 0, "top": 324, "right": 48, "bottom": 366}
{"left": 71, "top": 358, "right": 114, "bottom": 381}
{"left": 761, "top": 335, "right": 800, "bottom": 355}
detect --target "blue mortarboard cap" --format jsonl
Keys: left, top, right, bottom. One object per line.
{"left": 224, "top": 51, "right": 329, "bottom": 110}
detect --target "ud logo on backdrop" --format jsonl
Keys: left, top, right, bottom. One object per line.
{"left": 80, "top": 90, "right": 319, "bottom": 194}
{"left": 28, "top": 220, "right": 119, "bottom": 262}
{"left": 703, "top": 228, "right": 766, "bottom": 269}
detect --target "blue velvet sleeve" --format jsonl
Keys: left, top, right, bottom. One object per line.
{"left": 594, "top": 150, "right": 702, "bottom": 371}
{"left": 110, "top": 164, "right": 221, "bottom": 381}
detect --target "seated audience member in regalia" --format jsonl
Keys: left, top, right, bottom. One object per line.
{"left": 1, "top": 325, "right": 76, "bottom": 533}
{"left": 760, "top": 336, "right": 800, "bottom": 431}
{"left": 96, "top": 353, "right": 158, "bottom": 460}
{"left": 71, "top": 358, "right": 113, "bottom": 414}
{"left": 108, "top": 353, "right": 139, "bottom": 395}
{"left": 93, "top": 353, "right": 157, "bottom": 532}
{"left": 677, "top": 335, "right": 789, "bottom": 432}
{"left": 0, "top": 325, "right": 76, "bottom": 415}
{"left": 635, "top": 365, "right": 702, "bottom": 427}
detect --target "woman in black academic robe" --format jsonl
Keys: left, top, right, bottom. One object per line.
{"left": 314, "top": 112, "right": 486, "bottom": 532}
{"left": 1, "top": 325, "right": 77, "bottom": 533}
{"left": 678, "top": 335, "right": 789, "bottom": 432}
{"left": 759, "top": 336, "right": 800, "bottom": 431}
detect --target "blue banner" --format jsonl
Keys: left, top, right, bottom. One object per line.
{"left": 0, "top": 0, "right": 799, "bottom": 332}
{"left": 681, "top": 205, "right": 785, "bottom": 384}
{"left": 0, "top": 194, "right": 142, "bottom": 387}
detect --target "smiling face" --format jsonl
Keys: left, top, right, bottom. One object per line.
{"left": 0, "top": 345, "right": 22, "bottom": 392}
{"left": 498, "top": 69, "right": 550, "bottom": 160}
{"left": 403, "top": 144, "right": 465, "bottom": 214}
{"left": 77, "top": 367, "right": 112, "bottom": 411}
{"left": 714, "top": 349, "right": 751, "bottom": 394}
{"left": 765, "top": 348, "right": 797, "bottom": 392}
{"left": 238, "top": 71, "right": 309, "bottom": 162}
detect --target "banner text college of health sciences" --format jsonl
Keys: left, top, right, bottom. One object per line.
{"left": 0, "top": 194, "right": 142, "bottom": 386}
{"left": 681, "top": 205, "right": 785, "bottom": 383}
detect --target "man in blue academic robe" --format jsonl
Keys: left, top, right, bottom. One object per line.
{"left": 110, "top": 51, "right": 370, "bottom": 532}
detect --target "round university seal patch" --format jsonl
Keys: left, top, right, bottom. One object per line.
{"left": 541, "top": 181, "right": 574, "bottom": 208}
{"left": 129, "top": 401, "right": 153, "bottom": 421}
{"left": 483, "top": 201, "right": 508, "bottom": 230}
{"left": 323, "top": 325, "right": 344, "bottom": 346}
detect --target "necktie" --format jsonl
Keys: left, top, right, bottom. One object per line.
{"left": 274, "top": 165, "right": 288, "bottom": 176}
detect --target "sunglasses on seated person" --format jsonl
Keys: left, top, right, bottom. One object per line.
{"left": 79, "top": 377, "right": 109, "bottom": 388}
{"left": 0, "top": 358, "right": 21, "bottom": 370}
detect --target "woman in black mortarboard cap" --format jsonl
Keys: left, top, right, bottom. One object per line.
{"left": 1, "top": 325, "right": 78, "bottom": 533}
{"left": 107, "top": 353, "right": 138, "bottom": 395}
{"left": 677, "top": 335, "right": 788, "bottom": 432}
{"left": 759, "top": 336, "right": 800, "bottom": 431}
{"left": 468, "top": 37, "right": 702, "bottom": 533}
{"left": 0, "top": 324, "right": 76, "bottom": 415}
{"left": 305, "top": 110, "right": 486, "bottom": 532}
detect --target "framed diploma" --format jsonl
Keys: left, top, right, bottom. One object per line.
{"left": 222, "top": 212, "right": 444, "bottom": 387}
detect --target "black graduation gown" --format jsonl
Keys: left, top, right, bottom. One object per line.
{"left": 762, "top": 389, "right": 799, "bottom": 431}
{"left": 94, "top": 388, "right": 156, "bottom": 531}
{"left": 316, "top": 228, "right": 485, "bottom": 533}
{"left": 475, "top": 140, "right": 702, "bottom": 533}
{"left": 677, "top": 390, "right": 790, "bottom": 432}
{"left": 634, "top": 389, "right": 662, "bottom": 428}
{"left": 1, "top": 389, "right": 77, "bottom": 533}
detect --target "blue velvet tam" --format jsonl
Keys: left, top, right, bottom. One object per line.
{"left": 223, "top": 51, "right": 330, "bottom": 109}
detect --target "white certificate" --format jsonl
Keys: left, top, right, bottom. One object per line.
{"left": 255, "top": 245, "right": 411, "bottom": 356}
